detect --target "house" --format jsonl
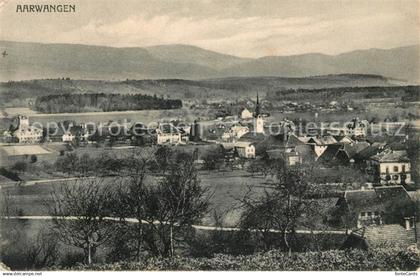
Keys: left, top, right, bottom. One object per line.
{"left": 306, "top": 136, "right": 337, "bottom": 158}
{"left": 222, "top": 124, "right": 250, "bottom": 141}
{"left": 352, "top": 142, "right": 386, "bottom": 164}
{"left": 333, "top": 135, "right": 354, "bottom": 145}
{"left": 234, "top": 141, "right": 256, "bottom": 158}
{"left": 342, "top": 221, "right": 418, "bottom": 250}
{"left": 265, "top": 134, "right": 316, "bottom": 166}
{"left": 62, "top": 126, "right": 87, "bottom": 143}
{"left": 240, "top": 108, "right": 253, "bottom": 119}
{"left": 267, "top": 148, "right": 302, "bottom": 166}
{"left": 334, "top": 141, "right": 370, "bottom": 164}
{"left": 368, "top": 149, "right": 413, "bottom": 185}
{"left": 12, "top": 115, "right": 43, "bottom": 143}
{"left": 334, "top": 185, "right": 414, "bottom": 229}
{"left": 62, "top": 130, "right": 75, "bottom": 142}
{"left": 156, "top": 123, "right": 182, "bottom": 145}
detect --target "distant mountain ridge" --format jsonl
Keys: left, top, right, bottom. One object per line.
{"left": 0, "top": 41, "right": 418, "bottom": 82}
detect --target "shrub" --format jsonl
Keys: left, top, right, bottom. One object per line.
{"left": 30, "top": 154, "right": 38, "bottom": 163}
{"left": 68, "top": 247, "right": 419, "bottom": 271}
{"left": 12, "top": 161, "right": 27, "bottom": 172}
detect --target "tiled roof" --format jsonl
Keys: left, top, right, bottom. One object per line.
{"left": 340, "top": 142, "right": 370, "bottom": 159}
{"left": 343, "top": 186, "right": 413, "bottom": 220}
{"left": 307, "top": 136, "right": 337, "bottom": 146}
{"left": 158, "top": 123, "right": 180, "bottom": 134}
{"left": 238, "top": 132, "right": 267, "bottom": 143}
{"left": 353, "top": 143, "right": 385, "bottom": 160}
{"left": 370, "top": 149, "right": 410, "bottom": 162}
{"left": 344, "top": 189, "right": 384, "bottom": 214}
{"left": 363, "top": 224, "right": 417, "bottom": 248}
{"left": 317, "top": 144, "right": 342, "bottom": 163}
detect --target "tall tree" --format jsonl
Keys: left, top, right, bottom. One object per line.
{"left": 49, "top": 178, "right": 117, "bottom": 264}
{"left": 240, "top": 166, "right": 317, "bottom": 255}
{"left": 143, "top": 151, "right": 210, "bottom": 257}
{"left": 112, "top": 149, "right": 152, "bottom": 261}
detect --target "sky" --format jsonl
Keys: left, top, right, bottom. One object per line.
{"left": 0, "top": 0, "right": 419, "bottom": 57}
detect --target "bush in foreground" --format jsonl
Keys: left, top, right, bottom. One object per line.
{"left": 68, "top": 247, "right": 419, "bottom": 271}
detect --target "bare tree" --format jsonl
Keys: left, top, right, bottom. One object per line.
{"left": 0, "top": 190, "right": 14, "bottom": 217}
{"left": 49, "top": 178, "right": 116, "bottom": 264}
{"left": 142, "top": 151, "right": 211, "bottom": 257}
{"left": 25, "top": 229, "right": 60, "bottom": 269}
{"left": 240, "top": 166, "right": 315, "bottom": 255}
{"left": 112, "top": 149, "right": 152, "bottom": 261}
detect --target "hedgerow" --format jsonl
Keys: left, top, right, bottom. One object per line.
{"left": 68, "top": 246, "right": 419, "bottom": 271}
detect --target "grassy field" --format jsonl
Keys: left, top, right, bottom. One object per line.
{"left": 1, "top": 171, "right": 267, "bottom": 225}
{"left": 1, "top": 169, "right": 338, "bottom": 228}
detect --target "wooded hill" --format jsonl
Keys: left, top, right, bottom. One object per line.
{"left": 33, "top": 93, "right": 182, "bottom": 113}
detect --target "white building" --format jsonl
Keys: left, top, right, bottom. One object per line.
{"left": 369, "top": 149, "right": 413, "bottom": 185}
{"left": 222, "top": 124, "right": 250, "bottom": 141}
{"left": 13, "top": 115, "right": 43, "bottom": 143}
{"left": 234, "top": 141, "right": 255, "bottom": 158}
{"left": 62, "top": 131, "right": 75, "bottom": 142}
{"left": 156, "top": 123, "right": 182, "bottom": 145}
{"left": 240, "top": 108, "right": 253, "bottom": 119}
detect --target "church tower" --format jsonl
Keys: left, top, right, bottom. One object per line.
{"left": 255, "top": 92, "right": 261, "bottom": 117}
{"left": 254, "top": 92, "right": 264, "bottom": 133}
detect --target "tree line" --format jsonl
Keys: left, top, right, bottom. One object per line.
{"left": 33, "top": 93, "right": 182, "bottom": 113}
{"left": 266, "top": 85, "right": 420, "bottom": 102}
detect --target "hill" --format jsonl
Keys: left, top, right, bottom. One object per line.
{"left": 0, "top": 41, "right": 418, "bottom": 82}
{"left": 145, "top": 44, "right": 250, "bottom": 70}
{"left": 222, "top": 45, "right": 420, "bottom": 82}
{"left": 0, "top": 74, "right": 396, "bottom": 107}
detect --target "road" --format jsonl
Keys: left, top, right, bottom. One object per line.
{"left": 0, "top": 176, "right": 98, "bottom": 189}
{"left": 2, "top": 215, "right": 350, "bottom": 235}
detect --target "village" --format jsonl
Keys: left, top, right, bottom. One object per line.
{"left": 0, "top": 89, "right": 418, "bottom": 256}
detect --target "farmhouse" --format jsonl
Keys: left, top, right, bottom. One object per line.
{"left": 334, "top": 185, "right": 414, "bottom": 229}
{"left": 156, "top": 123, "right": 182, "bottom": 145}
{"left": 342, "top": 222, "right": 418, "bottom": 249}
{"left": 306, "top": 136, "right": 337, "bottom": 158}
{"left": 234, "top": 141, "right": 256, "bottom": 159}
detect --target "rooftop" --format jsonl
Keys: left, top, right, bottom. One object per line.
{"left": 370, "top": 149, "right": 410, "bottom": 163}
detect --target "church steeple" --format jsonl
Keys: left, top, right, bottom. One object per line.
{"left": 255, "top": 92, "right": 261, "bottom": 117}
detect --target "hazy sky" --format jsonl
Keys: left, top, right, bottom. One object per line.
{"left": 0, "top": 0, "right": 419, "bottom": 57}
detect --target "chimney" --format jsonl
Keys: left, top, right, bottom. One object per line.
{"left": 404, "top": 217, "right": 414, "bottom": 230}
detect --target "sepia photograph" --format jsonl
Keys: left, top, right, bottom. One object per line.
{"left": 0, "top": 0, "right": 419, "bottom": 273}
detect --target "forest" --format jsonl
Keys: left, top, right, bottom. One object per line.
{"left": 266, "top": 85, "right": 420, "bottom": 102}
{"left": 33, "top": 93, "right": 182, "bottom": 113}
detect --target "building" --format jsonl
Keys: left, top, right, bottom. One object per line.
{"left": 334, "top": 185, "right": 414, "bottom": 229}
{"left": 267, "top": 148, "right": 302, "bottom": 166}
{"left": 234, "top": 141, "right": 256, "bottom": 158}
{"left": 156, "top": 123, "right": 182, "bottom": 145}
{"left": 306, "top": 136, "right": 337, "bottom": 158}
{"left": 368, "top": 149, "right": 413, "bottom": 185}
{"left": 62, "top": 130, "right": 75, "bottom": 142}
{"left": 222, "top": 124, "right": 250, "bottom": 141}
{"left": 240, "top": 108, "right": 253, "bottom": 119}
{"left": 342, "top": 222, "right": 418, "bottom": 250}
{"left": 12, "top": 115, "right": 43, "bottom": 143}
{"left": 253, "top": 92, "right": 265, "bottom": 134}
{"left": 255, "top": 115, "right": 264, "bottom": 134}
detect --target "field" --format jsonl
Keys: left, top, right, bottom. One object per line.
{"left": 2, "top": 145, "right": 51, "bottom": 156}
{"left": 0, "top": 143, "right": 66, "bottom": 168}
{"left": 1, "top": 171, "right": 267, "bottom": 224}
